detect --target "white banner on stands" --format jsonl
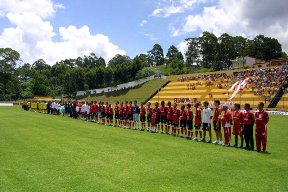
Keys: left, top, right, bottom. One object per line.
{"left": 228, "top": 81, "right": 239, "bottom": 92}
{"left": 229, "top": 80, "right": 242, "bottom": 100}
{"left": 267, "top": 111, "right": 288, "bottom": 115}
{"left": 0, "top": 103, "right": 13, "bottom": 106}
{"left": 228, "top": 78, "right": 250, "bottom": 101}
{"left": 240, "top": 78, "right": 249, "bottom": 89}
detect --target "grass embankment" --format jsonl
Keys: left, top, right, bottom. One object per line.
{"left": 0, "top": 106, "right": 287, "bottom": 191}
{"left": 81, "top": 78, "right": 168, "bottom": 103}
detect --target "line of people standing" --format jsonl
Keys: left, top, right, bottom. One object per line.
{"left": 59, "top": 100, "right": 269, "bottom": 153}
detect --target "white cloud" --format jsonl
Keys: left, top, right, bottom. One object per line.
{"left": 177, "top": 41, "right": 188, "bottom": 57}
{"left": 0, "top": 0, "right": 125, "bottom": 65}
{"left": 172, "top": 0, "right": 288, "bottom": 51}
{"left": 151, "top": 0, "right": 207, "bottom": 17}
{"left": 7, "top": 12, "right": 56, "bottom": 42}
{"left": 0, "top": 0, "right": 60, "bottom": 19}
{"left": 35, "top": 26, "right": 126, "bottom": 64}
{"left": 141, "top": 33, "right": 159, "bottom": 41}
{"left": 140, "top": 20, "right": 148, "bottom": 27}
{"left": 54, "top": 3, "right": 65, "bottom": 9}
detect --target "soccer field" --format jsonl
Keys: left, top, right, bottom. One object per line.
{"left": 0, "top": 107, "right": 287, "bottom": 191}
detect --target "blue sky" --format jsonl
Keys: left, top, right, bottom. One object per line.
{"left": 51, "top": 0, "right": 202, "bottom": 57}
{"left": 0, "top": 0, "right": 287, "bottom": 64}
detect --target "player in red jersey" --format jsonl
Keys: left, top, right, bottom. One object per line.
{"left": 151, "top": 109, "right": 157, "bottom": 133}
{"left": 127, "top": 101, "right": 133, "bottom": 128}
{"left": 104, "top": 102, "right": 109, "bottom": 125}
{"left": 101, "top": 102, "right": 106, "bottom": 124}
{"left": 186, "top": 103, "right": 194, "bottom": 140}
{"left": 154, "top": 102, "right": 161, "bottom": 132}
{"left": 243, "top": 103, "right": 255, "bottom": 150}
{"left": 93, "top": 101, "right": 98, "bottom": 121}
{"left": 212, "top": 100, "right": 223, "bottom": 145}
{"left": 90, "top": 101, "right": 96, "bottom": 122}
{"left": 146, "top": 102, "right": 153, "bottom": 132}
{"left": 166, "top": 101, "right": 173, "bottom": 134}
{"left": 97, "top": 101, "right": 102, "bottom": 123}
{"left": 95, "top": 101, "right": 99, "bottom": 123}
{"left": 221, "top": 104, "right": 232, "bottom": 146}
{"left": 180, "top": 105, "right": 187, "bottom": 138}
{"left": 255, "top": 102, "right": 269, "bottom": 152}
{"left": 119, "top": 102, "right": 124, "bottom": 127}
{"left": 140, "top": 102, "right": 146, "bottom": 131}
{"left": 123, "top": 101, "right": 128, "bottom": 128}
{"left": 159, "top": 101, "right": 168, "bottom": 134}
{"left": 232, "top": 103, "right": 244, "bottom": 148}
{"left": 172, "top": 103, "right": 180, "bottom": 136}
{"left": 107, "top": 103, "right": 113, "bottom": 126}
{"left": 114, "top": 101, "right": 120, "bottom": 127}
{"left": 194, "top": 102, "right": 202, "bottom": 141}
{"left": 77, "top": 101, "right": 82, "bottom": 119}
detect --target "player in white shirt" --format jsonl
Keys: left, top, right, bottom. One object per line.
{"left": 56, "top": 102, "right": 61, "bottom": 115}
{"left": 81, "top": 103, "right": 86, "bottom": 120}
{"left": 85, "top": 103, "right": 90, "bottom": 121}
{"left": 200, "top": 101, "right": 213, "bottom": 143}
{"left": 51, "top": 101, "right": 56, "bottom": 115}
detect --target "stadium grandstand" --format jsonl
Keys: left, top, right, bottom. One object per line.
{"left": 148, "top": 66, "right": 288, "bottom": 109}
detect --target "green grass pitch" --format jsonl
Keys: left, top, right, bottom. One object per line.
{"left": 0, "top": 106, "right": 287, "bottom": 191}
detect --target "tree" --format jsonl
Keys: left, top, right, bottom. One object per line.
{"left": 233, "top": 36, "right": 249, "bottom": 58}
{"left": 108, "top": 54, "right": 137, "bottom": 83}
{"left": 232, "top": 36, "right": 249, "bottom": 68}
{"left": 83, "top": 53, "right": 98, "bottom": 68}
{"left": 131, "top": 56, "right": 144, "bottom": 80}
{"left": 31, "top": 72, "right": 50, "bottom": 96}
{"left": 135, "top": 67, "right": 155, "bottom": 79}
{"left": 133, "top": 54, "right": 147, "bottom": 70}
{"left": 95, "top": 67, "right": 105, "bottom": 88}
{"left": 96, "top": 57, "right": 106, "bottom": 68}
{"left": 147, "top": 44, "right": 164, "bottom": 66}
{"left": 16, "top": 63, "right": 32, "bottom": 82}
{"left": 108, "top": 54, "right": 131, "bottom": 68}
{"left": 248, "top": 35, "right": 282, "bottom": 61}
{"left": 85, "top": 69, "right": 97, "bottom": 90}
{"left": 134, "top": 54, "right": 149, "bottom": 68}
{"left": 262, "top": 37, "right": 282, "bottom": 60}
{"left": 64, "top": 68, "right": 85, "bottom": 95}
{"left": 19, "top": 80, "right": 34, "bottom": 99}
{"left": 104, "top": 67, "right": 113, "bottom": 87}
{"left": 217, "top": 33, "right": 237, "bottom": 70}
{"left": 166, "top": 45, "right": 184, "bottom": 65}
{"left": 113, "top": 62, "right": 132, "bottom": 84}
{"left": 0, "top": 48, "right": 20, "bottom": 99}
{"left": 199, "top": 32, "right": 218, "bottom": 68}
{"left": 75, "top": 57, "right": 83, "bottom": 68}
{"left": 50, "top": 63, "right": 68, "bottom": 85}
{"left": 32, "top": 59, "right": 50, "bottom": 72}
{"left": 0, "top": 48, "right": 20, "bottom": 74}
{"left": 165, "top": 45, "right": 185, "bottom": 74}
{"left": 185, "top": 38, "right": 201, "bottom": 66}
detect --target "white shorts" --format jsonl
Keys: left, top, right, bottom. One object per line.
{"left": 133, "top": 114, "right": 139, "bottom": 122}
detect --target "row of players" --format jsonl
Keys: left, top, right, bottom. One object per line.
{"left": 64, "top": 100, "right": 269, "bottom": 153}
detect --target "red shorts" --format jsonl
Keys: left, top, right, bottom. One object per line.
{"left": 256, "top": 126, "right": 266, "bottom": 134}
{"left": 233, "top": 125, "right": 242, "bottom": 135}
